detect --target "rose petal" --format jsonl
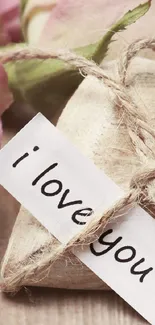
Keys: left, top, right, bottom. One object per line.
{"left": 37, "top": 0, "right": 142, "bottom": 49}
{"left": 23, "top": 0, "right": 56, "bottom": 43}
{"left": 4, "top": 15, "right": 21, "bottom": 42}
{"left": 0, "top": 63, "right": 13, "bottom": 145}
{"left": 0, "top": 25, "right": 11, "bottom": 45}
{"left": 0, "top": 0, "right": 21, "bottom": 44}
{"left": 0, "top": 0, "right": 19, "bottom": 14}
{"left": 0, "top": 63, "right": 13, "bottom": 115}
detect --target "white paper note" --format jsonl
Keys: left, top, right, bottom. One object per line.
{"left": 0, "top": 113, "right": 154, "bottom": 324}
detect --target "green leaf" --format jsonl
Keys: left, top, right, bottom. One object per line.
{"left": 4, "top": 54, "right": 83, "bottom": 120}
{"left": 92, "top": 0, "right": 151, "bottom": 64}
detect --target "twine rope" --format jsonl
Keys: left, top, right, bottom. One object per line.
{"left": 1, "top": 38, "right": 155, "bottom": 292}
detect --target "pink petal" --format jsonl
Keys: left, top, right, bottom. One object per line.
{"left": 4, "top": 15, "right": 22, "bottom": 42}
{"left": 0, "top": 26, "right": 11, "bottom": 45}
{"left": 0, "top": 63, "right": 13, "bottom": 145}
{"left": 23, "top": 0, "right": 56, "bottom": 44}
{"left": 0, "top": 0, "right": 21, "bottom": 44}
{"left": 23, "top": 0, "right": 55, "bottom": 17}
{"left": 0, "top": 63, "right": 13, "bottom": 115}
{"left": 0, "top": 0, "right": 19, "bottom": 14}
{"left": 38, "top": 0, "right": 148, "bottom": 49}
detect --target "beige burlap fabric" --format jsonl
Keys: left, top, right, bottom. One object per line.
{"left": 1, "top": 55, "right": 155, "bottom": 292}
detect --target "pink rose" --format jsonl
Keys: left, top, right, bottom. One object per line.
{"left": 0, "top": 0, "right": 19, "bottom": 144}
{"left": 22, "top": 0, "right": 154, "bottom": 50}
{"left": 0, "top": 0, "right": 21, "bottom": 45}
{"left": 0, "top": 64, "right": 13, "bottom": 144}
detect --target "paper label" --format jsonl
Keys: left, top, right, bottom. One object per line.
{"left": 0, "top": 113, "right": 154, "bottom": 324}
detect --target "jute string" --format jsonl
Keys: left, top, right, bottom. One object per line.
{"left": 1, "top": 38, "right": 155, "bottom": 292}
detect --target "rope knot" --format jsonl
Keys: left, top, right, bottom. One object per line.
{"left": 130, "top": 168, "right": 155, "bottom": 191}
